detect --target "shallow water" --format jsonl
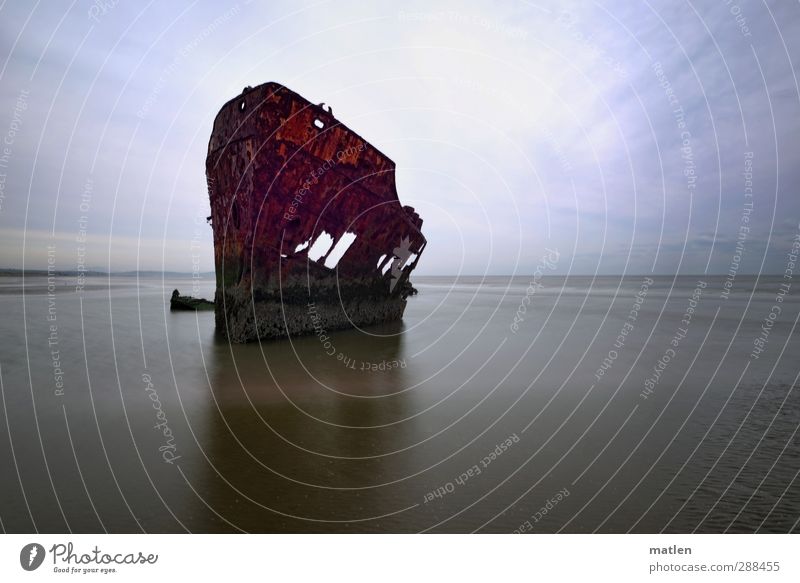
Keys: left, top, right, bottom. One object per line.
{"left": 0, "top": 274, "right": 797, "bottom": 533}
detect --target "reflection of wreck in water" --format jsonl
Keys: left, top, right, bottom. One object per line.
{"left": 197, "top": 321, "right": 420, "bottom": 532}
{"left": 206, "top": 82, "right": 426, "bottom": 342}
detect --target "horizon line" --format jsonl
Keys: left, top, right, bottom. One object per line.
{"left": 0, "top": 268, "right": 786, "bottom": 278}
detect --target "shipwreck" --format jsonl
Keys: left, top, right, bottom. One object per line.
{"left": 206, "top": 82, "right": 426, "bottom": 342}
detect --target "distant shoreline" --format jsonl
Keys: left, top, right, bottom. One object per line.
{"left": 0, "top": 269, "right": 216, "bottom": 277}
{"left": 0, "top": 269, "right": 786, "bottom": 278}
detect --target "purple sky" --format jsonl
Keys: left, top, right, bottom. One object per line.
{"left": 0, "top": 0, "right": 798, "bottom": 275}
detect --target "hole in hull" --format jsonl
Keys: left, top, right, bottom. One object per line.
{"left": 324, "top": 232, "right": 357, "bottom": 268}
{"left": 307, "top": 231, "right": 334, "bottom": 261}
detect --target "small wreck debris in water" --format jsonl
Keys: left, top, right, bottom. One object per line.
{"left": 206, "top": 82, "right": 426, "bottom": 342}
{"left": 170, "top": 289, "right": 214, "bottom": 311}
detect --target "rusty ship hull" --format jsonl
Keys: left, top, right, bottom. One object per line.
{"left": 206, "top": 82, "right": 426, "bottom": 343}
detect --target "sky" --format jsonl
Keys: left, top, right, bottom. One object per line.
{"left": 0, "top": 0, "right": 798, "bottom": 276}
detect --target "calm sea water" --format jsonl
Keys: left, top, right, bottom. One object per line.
{"left": 0, "top": 274, "right": 797, "bottom": 533}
